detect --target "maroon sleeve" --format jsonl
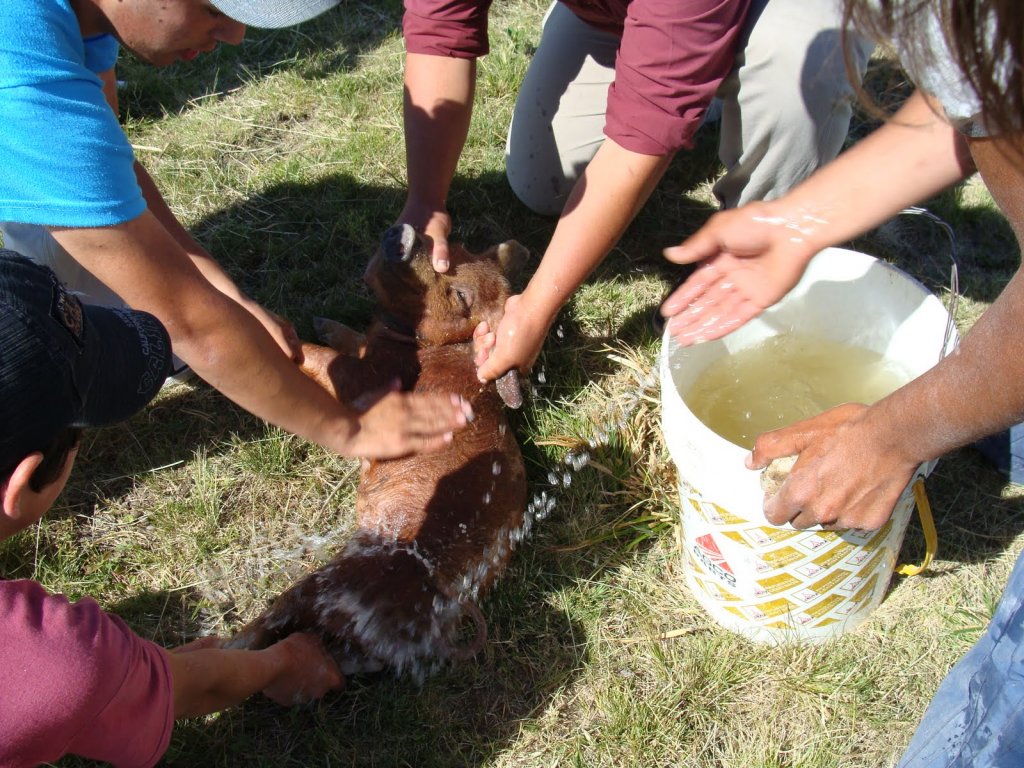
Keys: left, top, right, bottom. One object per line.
{"left": 403, "top": 0, "right": 493, "bottom": 58}
{"left": 0, "top": 580, "right": 174, "bottom": 768}
{"left": 606, "top": 0, "right": 751, "bottom": 155}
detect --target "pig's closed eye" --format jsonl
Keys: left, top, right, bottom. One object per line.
{"left": 452, "top": 287, "right": 472, "bottom": 313}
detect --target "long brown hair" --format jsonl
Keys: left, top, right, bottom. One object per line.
{"left": 843, "top": 0, "right": 1023, "bottom": 136}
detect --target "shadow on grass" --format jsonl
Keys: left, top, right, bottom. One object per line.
{"left": 39, "top": 384, "right": 266, "bottom": 530}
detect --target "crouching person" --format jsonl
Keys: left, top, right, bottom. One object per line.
{"left": 0, "top": 252, "right": 343, "bottom": 768}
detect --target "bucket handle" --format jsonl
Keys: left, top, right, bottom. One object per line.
{"left": 895, "top": 477, "right": 938, "bottom": 577}
{"left": 899, "top": 205, "right": 960, "bottom": 362}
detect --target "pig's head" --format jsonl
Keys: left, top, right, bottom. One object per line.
{"left": 363, "top": 223, "right": 528, "bottom": 347}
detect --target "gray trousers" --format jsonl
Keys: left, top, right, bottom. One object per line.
{"left": 505, "top": 0, "right": 876, "bottom": 214}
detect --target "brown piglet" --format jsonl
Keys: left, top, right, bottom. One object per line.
{"left": 227, "top": 224, "right": 530, "bottom": 681}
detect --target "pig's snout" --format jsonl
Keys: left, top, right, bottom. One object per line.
{"left": 382, "top": 223, "right": 419, "bottom": 264}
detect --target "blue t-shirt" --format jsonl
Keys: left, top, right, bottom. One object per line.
{"left": 0, "top": 0, "right": 146, "bottom": 227}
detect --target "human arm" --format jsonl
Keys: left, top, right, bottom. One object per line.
{"left": 399, "top": 51, "right": 476, "bottom": 272}
{"left": 43, "top": 69, "right": 471, "bottom": 460}
{"left": 660, "top": 90, "right": 975, "bottom": 344}
{"left": 132, "top": 160, "right": 302, "bottom": 360}
{"left": 97, "top": 68, "right": 301, "bottom": 360}
{"left": 0, "top": 582, "right": 341, "bottom": 766}
{"left": 49, "top": 213, "right": 470, "bottom": 459}
{"left": 747, "top": 131, "right": 1024, "bottom": 530}
{"left": 474, "top": 0, "right": 745, "bottom": 380}
{"left": 475, "top": 139, "right": 672, "bottom": 380}
{"left": 167, "top": 632, "right": 343, "bottom": 717}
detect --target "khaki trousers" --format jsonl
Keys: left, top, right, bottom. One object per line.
{"left": 505, "top": 0, "right": 876, "bottom": 214}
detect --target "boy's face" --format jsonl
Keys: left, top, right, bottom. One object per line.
{"left": 106, "top": 0, "right": 247, "bottom": 67}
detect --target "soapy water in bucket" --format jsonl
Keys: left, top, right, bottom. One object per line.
{"left": 684, "top": 332, "right": 916, "bottom": 450}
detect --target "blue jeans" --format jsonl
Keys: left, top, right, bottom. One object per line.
{"left": 898, "top": 551, "right": 1024, "bottom": 767}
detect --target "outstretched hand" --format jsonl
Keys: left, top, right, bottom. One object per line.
{"left": 749, "top": 403, "right": 920, "bottom": 531}
{"left": 348, "top": 378, "right": 474, "bottom": 459}
{"left": 660, "top": 204, "right": 820, "bottom": 345}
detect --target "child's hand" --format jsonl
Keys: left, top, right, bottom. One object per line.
{"left": 261, "top": 633, "right": 345, "bottom": 706}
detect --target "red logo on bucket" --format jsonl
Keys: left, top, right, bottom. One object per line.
{"left": 693, "top": 534, "right": 736, "bottom": 588}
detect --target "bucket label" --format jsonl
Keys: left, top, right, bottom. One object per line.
{"left": 859, "top": 546, "right": 893, "bottom": 578}
{"left": 843, "top": 528, "right": 876, "bottom": 545}
{"left": 676, "top": 461, "right": 920, "bottom": 644}
{"left": 686, "top": 552, "right": 707, "bottom": 577}
{"left": 758, "top": 546, "right": 804, "bottom": 570}
{"left": 811, "top": 541, "right": 856, "bottom": 569}
{"left": 797, "top": 593, "right": 845, "bottom": 620}
{"left": 748, "top": 526, "right": 801, "bottom": 546}
{"left": 839, "top": 575, "right": 866, "bottom": 594}
{"left": 742, "top": 598, "right": 792, "bottom": 620}
{"left": 693, "top": 534, "right": 737, "bottom": 589}
{"left": 708, "top": 503, "right": 748, "bottom": 526}
{"left": 709, "top": 583, "right": 742, "bottom": 602}
{"left": 852, "top": 574, "right": 880, "bottom": 604}
{"left": 723, "top": 605, "right": 747, "bottom": 620}
{"left": 843, "top": 520, "right": 892, "bottom": 548}
{"left": 796, "top": 532, "right": 833, "bottom": 552}
{"left": 797, "top": 561, "right": 826, "bottom": 578}
{"left": 687, "top": 496, "right": 748, "bottom": 526}
{"left": 721, "top": 531, "right": 752, "bottom": 550}
{"left": 794, "top": 569, "right": 851, "bottom": 606}
{"left": 755, "top": 572, "right": 802, "bottom": 595}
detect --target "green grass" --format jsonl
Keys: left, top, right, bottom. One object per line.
{"left": 4, "top": 1, "right": 1024, "bottom": 766}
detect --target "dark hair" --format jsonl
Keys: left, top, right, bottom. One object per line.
{"left": 843, "top": 0, "right": 1023, "bottom": 137}
{"left": 1, "top": 428, "right": 83, "bottom": 493}
{"left": 29, "top": 428, "right": 82, "bottom": 492}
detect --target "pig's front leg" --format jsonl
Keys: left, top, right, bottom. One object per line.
{"left": 314, "top": 317, "right": 367, "bottom": 358}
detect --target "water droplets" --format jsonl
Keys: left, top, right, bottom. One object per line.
{"left": 565, "top": 450, "right": 591, "bottom": 471}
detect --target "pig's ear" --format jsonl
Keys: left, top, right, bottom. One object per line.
{"left": 495, "top": 369, "right": 523, "bottom": 409}
{"left": 494, "top": 241, "right": 529, "bottom": 278}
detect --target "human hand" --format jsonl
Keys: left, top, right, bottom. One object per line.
{"left": 397, "top": 199, "right": 453, "bottom": 273}
{"left": 473, "top": 294, "right": 550, "bottom": 382}
{"left": 659, "top": 203, "right": 819, "bottom": 345}
{"left": 240, "top": 298, "right": 303, "bottom": 362}
{"left": 261, "top": 633, "right": 344, "bottom": 706}
{"left": 346, "top": 378, "right": 474, "bottom": 459}
{"left": 748, "top": 402, "right": 920, "bottom": 531}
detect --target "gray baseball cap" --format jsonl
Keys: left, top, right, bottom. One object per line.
{"left": 210, "top": 0, "right": 340, "bottom": 28}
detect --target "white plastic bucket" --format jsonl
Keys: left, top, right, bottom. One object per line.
{"left": 660, "top": 247, "right": 958, "bottom": 644}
